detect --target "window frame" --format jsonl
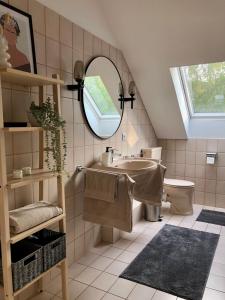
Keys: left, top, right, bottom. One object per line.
{"left": 179, "top": 66, "right": 225, "bottom": 119}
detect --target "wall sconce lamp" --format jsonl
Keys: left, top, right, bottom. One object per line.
{"left": 118, "top": 81, "right": 136, "bottom": 109}
{"left": 67, "top": 60, "right": 85, "bottom": 101}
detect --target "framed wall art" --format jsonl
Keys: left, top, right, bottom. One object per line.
{"left": 0, "top": 0, "right": 37, "bottom": 73}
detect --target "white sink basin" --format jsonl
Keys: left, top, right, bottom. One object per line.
{"left": 112, "top": 159, "right": 157, "bottom": 171}
{"left": 91, "top": 159, "right": 157, "bottom": 175}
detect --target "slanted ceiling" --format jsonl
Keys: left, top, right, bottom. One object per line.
{"left": 38, "top": 0, "right": 225, "bottom": 139}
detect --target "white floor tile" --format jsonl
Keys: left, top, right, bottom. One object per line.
{"left": 91, "top": 272, "right": 117, "bottom": 291}
{"left": 109, "top": 278, "right": 136, "bottom": 298}
{"left": 152, "top": 290, "right": 177, "bottom": 299}
{"left": 117, "top": 250, "right": 137, "bottom": 263}
{"left": 207, "top": 274, "right": 225, "bottom": 292}
{"left": 90, "top": 243, "right": 111, "bottom": 255}
{"left": 206, "top": 224, "right": 222, "bottom": 234}
{"left": 77, "top": 252, "right": 100, "bottom": 266}
{"left": 210, "top": 262, "right": 225, "bottom": 277}
{"left": 31, "top": 292, "right": 56, "bottom": 300}
{"left": 69, "top": 262, "right": 86, "bottom": 279}
{"left": 128, "top": 283, "right": 156, "bottom": 300}
{"left": 101, "top": 293, "right": 124, "bottom": 300}
{"left": 126, "top": 242, "right": 146, "bottom": 253}
{"left": 102, "top": 246, "right": 124, "bottom": 259}
{"left": 105, "top": 260, "right": 128, "bottom": 276}
{"left": 192, "top": 221, "right": 208, "bottom": 231}
{"left": 75, "top": 267, "right": 102, "bottom": 285}
{"left": 113, "top": 238, "right": 132, "bottom": 249}
{"left": 90, "top": 256, "right": 114, "bottom": 271}
{"left": 58, "top": 280, "right": 88, "bottom": 299}
{"left": 203, "top": 287, "right": 225, "bottom": 300}
{"left": 76, "top": 286, "right": 105, "bottom": 300}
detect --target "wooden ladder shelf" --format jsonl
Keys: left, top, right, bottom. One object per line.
{"left": 0, "top": 69, "right": 68, "bottom": 300}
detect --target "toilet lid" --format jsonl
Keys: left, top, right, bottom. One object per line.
{"left": 164, "top": 178, "right": 195, "bottom": 188}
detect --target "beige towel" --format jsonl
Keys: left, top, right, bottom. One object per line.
{"left": 9, "top": 201, "right": 63, "bottom": 234}
{"left": 85, "top": 169, "right": 118, "bottom": 203}
{"left": 84, "top": 171, "right": 135, "bottom": 232}
{"left": 132, "top": 164, "right": 166, "bottom": 206}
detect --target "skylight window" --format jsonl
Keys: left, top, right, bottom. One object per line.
{"left": 85, "top": 76, "right": 119, "bottom": 115}
{"left": 180, "top": 62, "right": 225, "bottom": 117}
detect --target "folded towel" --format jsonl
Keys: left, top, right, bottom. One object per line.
{"left": 85, "top": 169, "right": 119, "bottom": 203}
{"left": 9, "top": 201, "right": 63, "bottom": 234}
{"left": 142, "top": 147, "right": 162, "bottom": 160}
{"left": 84, "top": 172, "right": 135, "bottom": 232}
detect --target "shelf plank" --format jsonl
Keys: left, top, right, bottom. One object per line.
{"left": 0, "top": 68, "right": 64, "bottom": 86}
{"left": 13, "top": 259, "right": 66, "bottom": 296}
{"left": 2, "top": 127, "right": 43, "bottom": 133}
{"left": 10, "top": 213, "right": 65, "bottom": 244}
{"left": 7, "top": 169, "right": 58, "bottom": 189}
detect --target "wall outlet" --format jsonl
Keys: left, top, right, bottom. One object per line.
{"left": 122, "top": 133, "right": 126, "bottom": 141}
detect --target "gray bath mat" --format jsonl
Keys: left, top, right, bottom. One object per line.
{"left": 120, "top": 224, "right": 219, "bottom": 300}
{"left": 197, "top": 209, "right": 225, "bottom": 226}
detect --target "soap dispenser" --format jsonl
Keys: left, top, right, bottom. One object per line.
{"left": 102, "top": 147, "right": 112, "bottom": 166}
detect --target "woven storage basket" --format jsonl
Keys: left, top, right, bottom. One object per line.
{"left": 28, "top": 229, "right": 66, "bottom": 272}
{"left": 0, "top": 240, "right": 42, "bottom": 291}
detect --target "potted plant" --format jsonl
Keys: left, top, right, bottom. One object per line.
{"left": 29, "top": 97, "right": 67, "bottom": 173}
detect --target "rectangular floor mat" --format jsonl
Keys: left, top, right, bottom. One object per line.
{"left": 120, "top": 224, "right": 219, "bottom": 300}
{"left": 196, "top": 209, "right": 225, "bottom": 226}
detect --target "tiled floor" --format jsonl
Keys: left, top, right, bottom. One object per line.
{"left": 34, "top": 203, "right": 225, "bottom": 300}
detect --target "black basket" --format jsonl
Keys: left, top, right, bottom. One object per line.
{"left": 28, "top": 229, "right": 66, "bottom": 272}
{"left": 0, "top": 240, "right": 42, "bottom": 291}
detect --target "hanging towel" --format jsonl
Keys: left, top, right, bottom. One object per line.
{"left": 85, "top": 169, "right": 118, "bottom": 203}
{"left": 84, "top": 171, "right": 135, "bottom": 232}
{"left": 132, "top": 163, "right": 166, "bottom": 206}
{"left": 9, "top": 201, "right": 63, "bottom": 234}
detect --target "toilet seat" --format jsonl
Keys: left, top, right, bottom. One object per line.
{"left": 164, "top": 178, "right": 194, "bottom": 189}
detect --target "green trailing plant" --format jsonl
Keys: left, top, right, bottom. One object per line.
{"left": 29, "top": 97, "right": 67, "bottom": 173}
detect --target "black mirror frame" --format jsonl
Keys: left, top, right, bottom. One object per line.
{"left": 81, "top": 55, "right": 124, "bottom": 140}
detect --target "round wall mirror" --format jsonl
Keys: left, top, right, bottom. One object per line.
{"left": 82, "top": 56, "right": 124, "bottom": 139}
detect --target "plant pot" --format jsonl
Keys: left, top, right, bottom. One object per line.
{"left": 27, "top": 111, "right": 40, "bottom": 127}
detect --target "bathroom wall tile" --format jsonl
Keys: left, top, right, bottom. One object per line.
{"left": 185, "top": 139, "right": 196, "bottom": 151}
{"left": 185, "top": 165, "right": 195, "bottom": 177}
{"left": 217, "top": 167, "right": 225, "bottom": 181}
{"left": 175, "top": 151, "right": 185, "bottom": 164}
{"left": 207, "top": 139, "right": 218, "bottom": 152}
{"left": 205, "top": 166, "right": 217, "bottom": 180}
{"left": 216, "top": 181, "right": 225, "bottom": 195}
{"left": 186, "top": 151, "right": 196, "bottom": 165}
{"left": 218, "top": 139, "right": 225, "bottom": 152}
{"left": 9, "top": 0, "right": 28, "bottom": 11}
{"left": 166, "top": 150, "right": 175, "bottom": 163}
{"left": 175, "top": 140, "right": 186, "bottom": 151}
{"left": 60, "top": 16, "right": 73, "bottom": 47}
{"left": 60, "top": 44, "right": 73, "bottom": 73}
{"left": 29, "top": 0, "right": 45, "bottom": 34}
{"left": 195, "top": 166, "right": 205, "bottom": 178}
{"left": 73, "top": 24, "right": 84, "bottom": 53}
{"left": 45, "top": 8, "right": 60, "bottom": 41}
{"left": 216, "top": 194, "right": 225, "bottom": 208}
{"left": 204, "top": 192, "right": 216, "bottom": 207}
{"left": 34, "top": 33, "right": 46, "bottom": 65}
{"left": 196, "top": 139, "right": 207, "bottom": 152}
{"left": 205, "top": 180, "right": 216, "bottom": 193}
{"left": 196, "top": 152, "right": 206, "bottom": 165}
{"left": 46, "top": 38, "right": 60, "bottom": 68}
{"left": 167, "top": 140, "right": 176, "bottom": 150}
{"left": 84, "top": 31, "right": 93, "bottom": 55}
{"left": 175, "top": 164, "right": 185, "bottom": 176}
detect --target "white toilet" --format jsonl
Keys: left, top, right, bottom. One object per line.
{"left": 141, "top": 147, "right": 195, "bottom": 215}
{"left": 163, "top": 178, "right": 194, "bottom": 215}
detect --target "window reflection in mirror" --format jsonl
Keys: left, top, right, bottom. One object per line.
{"left": 83, "top": 56, "right": 123, "bottom": 139}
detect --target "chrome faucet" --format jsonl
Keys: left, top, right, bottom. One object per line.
{"left": 111, "top": 148, "right": 122, "bottom": 163}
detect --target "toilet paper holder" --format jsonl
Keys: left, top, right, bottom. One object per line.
{"left": 206, "top": 152, "right": 217, "bottom": 165}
